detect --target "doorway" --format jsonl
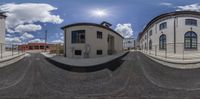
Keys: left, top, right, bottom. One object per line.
{"left": 108, "top": 35, "right": 115, "bottom": 55}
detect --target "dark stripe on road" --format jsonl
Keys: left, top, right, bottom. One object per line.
{"left": 45, "top": 52, "right": 129, "bottom": 73}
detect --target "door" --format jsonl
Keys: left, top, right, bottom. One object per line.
{"left": 108, "top": 35, "right": 115, "bottom": 55}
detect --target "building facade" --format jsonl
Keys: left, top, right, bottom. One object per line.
{"left": 139, "top": 11, "right": 200, "bottom": 55}
{"left": 0, "top": 13, "right": 6, "bottom": 52}
{"left": 61, "top": 22, "right": 124, "bottom": 58}
{"left": 123, "top": 38, "right": 135, "bottom": 50}
{"left": 19, "top": 43, "right": 55, "bottom": 51}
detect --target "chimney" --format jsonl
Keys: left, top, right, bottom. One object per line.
{"left": 100, "top": 21, "right": 112, "bottom": 28}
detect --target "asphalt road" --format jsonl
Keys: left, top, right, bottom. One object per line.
{"left": 0, "top": 52, "right": 200, "bottom": 98}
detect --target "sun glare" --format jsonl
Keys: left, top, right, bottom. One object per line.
{"left": 92, "top": 9, "right": 107, "bottom": 17}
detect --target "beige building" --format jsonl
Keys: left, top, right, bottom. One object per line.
{"left": 61, "top": 22, "right": 124, "bottom": 58}
{"left": 139, "top": 11, "right": 200, "bottom": 56}
{"left": 0, "top": 13, "right": 6, "bottom": 52}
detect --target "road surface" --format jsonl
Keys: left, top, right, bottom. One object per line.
{"left": 0, "top": 52, "right": 200, "bottom": 98}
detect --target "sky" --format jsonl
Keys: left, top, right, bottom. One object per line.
{"left": 1, "top": 0, "right": 200, "bottom": 44}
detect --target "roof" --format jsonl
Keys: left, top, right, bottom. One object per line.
{"left": 61, "top": 22, "right": 124, "bottom": 39}
{"left": 139, "top": 11, "right": 200, "bottom": 40}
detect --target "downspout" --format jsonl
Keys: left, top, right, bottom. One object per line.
{"left": 174, "top": 17, "right": 177, "bottom": 54}
{"left": 64, "top": 29, "right": 67, "bottom": 57}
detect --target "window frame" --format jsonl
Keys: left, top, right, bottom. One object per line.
{"left": 71, "top": 30, "right": 86, "bottom": 44}
{"left": 159, "top": 22, "right": 167, "bottom": 30}
{"left": 184, "top": 31, "right": 198, "bottom": 50}
{"left": 159, "top": 34, "right": 166, "bottom": 50}
{"left": 185, "top": 19, "right": 197, "bottom": 26}
{"left": 149, "top": 39, "right": 152, "bottom": 50}
{"left": 74, "top": 50, "right": 82, "bottom": 55}
{"left": 97, "top": 31, "right": 103, "bottom": 39}
{"left": 149, "top": 30, "right": 153, "bottom": 36}
{"left": 96, "top": 50, "right": 103, "bottom": 55}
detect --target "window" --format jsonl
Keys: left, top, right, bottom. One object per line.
{"left": 149, "top": 40, "right": 152, "bottom": 50}
{"left": 97, "top": 31, "right": 103, "bottom": 39}
{"left": 29, "top": 46, "right": 33, "bottom": 50}
{"left": 145, "top": 35, "right": 147, "bottom": 39}
{"left": 185, "top": 19, "right": 197, "bottom": 26}
{"left": 145, "top": 43, "right": 147, "bottom": 50}
{"left": 184, "top": 31, "right": 197, "bottom": 49}
{"left": 159, "top": 22, "right": 167, "bottom": 30}
{"left": 97, "top": 50, "right": 103, "bottom": 55}
{"left": 72, "top": 30, "right": 85, "bottom": 43}
{"left": 35, "top": 46, "right": 39, "bottom": 49}
{"left": 75, "top": 50, "right": 82, "bottom": 55}
{"left": 40, "top": 46, "right": 44, "bottom": 49}
{"left": 159, "top": 34, "right": 166, "bottom": 50}
{"left": 149, "top": 30, "right": 153, "bottom": 36}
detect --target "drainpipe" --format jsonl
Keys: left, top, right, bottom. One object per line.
{"left": 64, "top": 29, "right": 67, "bottom": 57}
{"left": 174, "top": 17, "right": 177, "bottom": 54}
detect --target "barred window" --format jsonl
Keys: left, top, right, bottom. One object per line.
{"left": 149, "top": 40, "right": 152, "bottom": 50}
{"left": 159, "top": 34, "right": 166, "bottom": 50}
{"left": 184, "top": 31, "right": 197, "bottom": 49}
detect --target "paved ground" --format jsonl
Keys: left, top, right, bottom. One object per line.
{"left": 0, "top": 52, "right": 200, "bottom": 98}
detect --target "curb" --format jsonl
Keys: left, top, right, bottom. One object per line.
{"left": 145, "top": 53, "right": 200, "bottom": 64}
{"left": 0, "top": 53, "right": 26, "bottom": 68}
{"left": 142, "top": 53, "right": 200, "bottom": 69}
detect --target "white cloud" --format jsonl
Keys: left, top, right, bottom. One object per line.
{"left": 20, "top": 32, "right": 34, "bottom": 40}
{"left": 6, "top": 34, "right": 12, "bottom": 37}
{"left": 61, "top": 36, "right": 64, "bottom": 40}
{"left": 55, "top": 32, "right": 64, "bottom": 39}
{"left": 159, "top": 2, "right": 173, "bottom": 6}
{"left": 176, "top": 3, "right": 200, "bottom": 12}
{"left": 159, "top": 3, "right": 200, "bottom": 12}
{"left": 15, "top": 24, "right": 42, "bottom": 33}
{"left": 0, "top": 3, "right": 63, "bottom": 33}
{"left": 28, "top": 39, "right": 45, "bottom": 43}
{"left": 6, "top": 37, "right": 22, "bottom": 43}
{"left": 52, "top": 39, "right": 64, "bottom": 44}
{"left": 115, "top": 23, "right": 133, "bottom": 38}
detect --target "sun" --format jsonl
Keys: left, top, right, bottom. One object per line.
{"left": 92, "top": 9, "right": 107, "bottom": 17}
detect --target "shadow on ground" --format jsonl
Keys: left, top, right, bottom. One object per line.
{"left": 45, "top": 52, "right": 129, "bottom": 73}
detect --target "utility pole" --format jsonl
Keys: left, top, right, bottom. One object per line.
{"left": 45, "top": 30, "right": 47, "bottom": 52}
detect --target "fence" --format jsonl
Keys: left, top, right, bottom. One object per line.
{"left": 0, "top": 43, "right": 25, "bottom": 59}
{"left": 141, "top": 43, "right": 200, "bottom": 60}
{"left": 48, "top": 43, "right": 64, "bottom": 56}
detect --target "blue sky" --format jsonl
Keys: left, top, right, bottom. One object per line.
{"left": 1, "top": 0, "right": 200, "bottom": 44}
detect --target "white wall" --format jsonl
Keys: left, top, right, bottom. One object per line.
{"left": 140, "top": 14, "right": 200, "bottom": 54}
{"left": 0, "top": 16, "right": 6, "bottom": 53}
{"left": 64, "top": 25, "right": 123, "bottom": 58}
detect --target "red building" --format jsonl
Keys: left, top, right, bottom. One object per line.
{"left": 19, "top": 43, "right": 54, "bottom": 51}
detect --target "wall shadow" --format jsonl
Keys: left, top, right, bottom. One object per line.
{"left": 45, "top": 52, "right": 129, "bottom": 73}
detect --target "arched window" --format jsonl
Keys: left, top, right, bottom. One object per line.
{"left": 184, "top": 31, "right": 197, "bottom": 49}
{"left": 149, "top": 40, "right": 152, "bottom": 50}
{"left": 159, "top": 34, "right": 166, "bottom": 50}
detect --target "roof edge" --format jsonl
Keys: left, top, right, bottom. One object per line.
{"left": 139, "top": 11, "right": 200, "bottom": 40}
{"left": 61, "top": 22, "right": 124, "bottom": 39}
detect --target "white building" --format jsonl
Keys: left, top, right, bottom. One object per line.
{"left": 61, "top": 22, "right": 124, "bottom": 58}
{"left": 0, "top": 13, "right": 6, "bottom": 53}
{"left": 123, "top": 38, "right": 135, "bottom": 50}
{"left": 139, "top": 11, "right": 200, "bottom": 56}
